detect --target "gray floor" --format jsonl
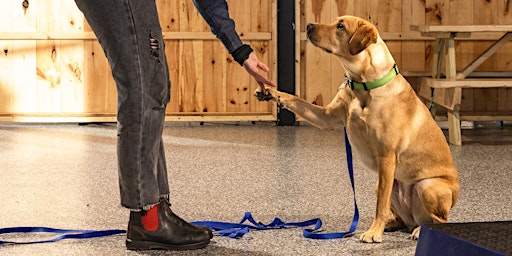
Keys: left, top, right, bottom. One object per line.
{"left": 0, "top": 121, "right": 510, "bottom": 256}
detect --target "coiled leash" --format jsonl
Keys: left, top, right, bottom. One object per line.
{"left": 0, "top": 129, "right": 357, "bottom": 244}
{"left": 191, "top": 128, "right": 359, "bottom": 239}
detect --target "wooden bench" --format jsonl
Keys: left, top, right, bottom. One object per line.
{"left": 417, "top": 77, "right": 512, "bottom": 145}
{"left": 410, "top": 24, "right": 512, "bottom": 145}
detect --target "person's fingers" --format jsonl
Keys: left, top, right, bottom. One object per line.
{"left": 258, "top": 62, "right": 270, "bottom": 72}
{"left": 244, "top": 53, "right": 276, "bottom": 88}
{"left": 258, "top": 81, "right": 265, "bottom": 92}
{"left": 255, "top": 74, "right": 275, "bottom": 88}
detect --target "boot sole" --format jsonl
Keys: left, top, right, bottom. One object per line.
{"left": 126, "top": 239, "right": 210, "bottom": 251}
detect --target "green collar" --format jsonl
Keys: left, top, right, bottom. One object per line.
{"left": 346, "top": 64, "right": 399, "bottom": 90}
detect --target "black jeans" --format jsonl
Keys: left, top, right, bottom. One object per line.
{"left": 74, "top": 0, "right": 171, "bottom": 210}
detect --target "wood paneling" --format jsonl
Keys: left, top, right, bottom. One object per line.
{"left": 0, "top": 0, "right": 275, "bottom": 122}
{"left": 1, "top": 0, "right": 512, "bottom": 122}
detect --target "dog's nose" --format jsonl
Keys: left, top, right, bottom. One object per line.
{"left": 306, "top": 23, "right": 315, "bottom": 33}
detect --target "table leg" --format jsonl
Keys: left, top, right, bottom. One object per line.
{"left": 448, "top": 110, "right": 462, "bottom": 145}
{"left": 445, "top": 35, "right": 462, "bottom": 146}
{"left": 428, "top": 38, "right": 445, "bottom": 117}
{"left": 432, "top": 38, "right": 444, "bottom": 79}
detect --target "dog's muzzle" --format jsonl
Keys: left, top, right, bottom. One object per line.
{"left": 306, "top": 23, "right": 315, "bottom": 40}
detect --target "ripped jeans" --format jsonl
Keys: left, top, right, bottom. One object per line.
{"left": 74, "top": 0, "right": 171, "bottom": 210}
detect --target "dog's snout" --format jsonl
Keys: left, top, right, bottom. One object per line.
{"left": 306, "top": 23, "right": 315, "bottom": 33}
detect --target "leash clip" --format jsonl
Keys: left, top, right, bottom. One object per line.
{"left": 342, "top": 76, "right": 352, "bottom": 90}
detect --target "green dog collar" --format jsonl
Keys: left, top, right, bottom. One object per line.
{"left": 346, "top": 64, "right": 399, "bottom": 90}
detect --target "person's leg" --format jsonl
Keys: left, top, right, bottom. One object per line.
{"left": 75, "top": 0, "right": 168, "bottom": 210}
{"left": 74, "top": 0, "right": 210, "bottom": 250}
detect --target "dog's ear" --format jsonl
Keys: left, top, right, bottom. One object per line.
{"left": 348, "top": 21, "right": 378, "bottom": 55}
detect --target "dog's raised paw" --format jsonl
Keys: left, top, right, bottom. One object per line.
{"left": 254, "top": 89, "right": 274, "bottom": 101}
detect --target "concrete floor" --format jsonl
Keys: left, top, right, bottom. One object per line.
{"left": 0, "top": 121, "right": 510, "bottom": 256}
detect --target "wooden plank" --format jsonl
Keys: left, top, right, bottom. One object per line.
{"left": 426, "top": 78, "right": 512, "bottom": 88}
{"left": 295, "top": 0, "right": 302, "bottom": 99}
{"left": 83, "top": 41, "right": 111, "bottom": 113}
{"left": 225, "top": 1, "right": 251, "bottom": 113}
{"left": 57, "top": 0, "right": 85, "bottom": 113}
{"left": 250, "top": 1, "right": 273, "bottom": 113}
{"left": 329, "top": 1, "right": 351, "bottom": 99}
{"left": 377, "top": 0, "right": 402, "bottom": 68}
{"left": 0, "top": 0, "right": 14, "bottom": 113}
{"left": 401, "top": 0, "right": 426, "bottom": 71}
{"left": 0, "top": 113, "right": 277, "bottom": 123}
{"left": 410, "top": 25, "right": 512, "bottom": 33}
{"left": 177, "top": 40, "right": 202, "bottom": 112}
{"left": 166, "top": 37, "right": 181, "bottom": 113}
{"left": 11, "top": 0, "right": 37, "bottom": 113}
{"left": 447, "top": 110, "right": 461, "bottom": 145}
{"left": 165, "top": 113, "right": 276, "bottom": 122}
{"left": 459, "top": 113, "right": 512, "bottom": 121}
{"left": 472, "top": 1, "right": 503, "bottom": 116}
{"left": 496, "top": 0, "right": 512, "bottom": 114}
{"left": 201, "top": 41, "right": 221, "bottom": 113}
{"left": 304, "top": 0, "right": 333, "bottom": 106}
{"left": 497, "top": 88, "right": 512, "bottom": 111}
{"left": 457, "top": 32, "right": 512, "bottom": 79}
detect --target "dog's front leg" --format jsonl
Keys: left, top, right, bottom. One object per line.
{"left": 255, "top": 87, "right": 348, "bottom": 130}
{"left": 360, "top": 155, "right": 396, "bottom": 243}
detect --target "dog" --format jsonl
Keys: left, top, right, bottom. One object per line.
{"left": 255, "top": 15, "right": 459, "bottom": 243}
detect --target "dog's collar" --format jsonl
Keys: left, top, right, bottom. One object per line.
{"left": 345, "top": 64, "right": 399, "bottom": 91}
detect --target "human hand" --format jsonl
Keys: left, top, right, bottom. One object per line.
{"left": 243, "top": 52, "right": 276, "bottom": 93}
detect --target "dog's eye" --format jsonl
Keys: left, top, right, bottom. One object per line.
{"left": 337, "top": 22, "right": 344, "bottom": 30}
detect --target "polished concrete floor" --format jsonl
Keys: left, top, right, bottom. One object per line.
{"left": 0, "top": 121, "right": 510, "bottom": 256}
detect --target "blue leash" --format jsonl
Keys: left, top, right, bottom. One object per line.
{"left": 0, "top": 129, "right": 357, "bottom": 244}
{"left": 191, "top": 128, "right": 359, "bottom": 239}
{"left": 0, "top": 227, "right": 125, "bottom": 245}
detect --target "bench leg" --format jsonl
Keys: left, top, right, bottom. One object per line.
{"left": 447, "top": 110, "right": 462, "bottom": 145}
{"left": 429, "top": 104, "right": 437, "bottom": 118}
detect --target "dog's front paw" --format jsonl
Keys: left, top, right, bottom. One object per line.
{"left": 254, "top": 88, "right": 275, "bottom": 101}
{"left": 359, "top": 229, "right": 383, "bottom": 243}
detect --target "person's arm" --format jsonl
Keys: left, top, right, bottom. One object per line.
{"left": 192, "top": 0, "right": 275, "bottom": 89}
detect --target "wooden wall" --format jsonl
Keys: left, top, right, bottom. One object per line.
{"left": 299, "top": 0, "right": 512, "bottom": 117}
{"left": 1, "top": 0, "right": 512, "bottom": 122}
{"left": 0, "top": 0, "right": 275, "bottom": 122}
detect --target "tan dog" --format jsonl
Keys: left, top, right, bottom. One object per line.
{"left": 255, "top": 15, "right": 459, "bottom": 243}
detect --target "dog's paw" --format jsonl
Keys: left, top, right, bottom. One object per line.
{"left": 410, "top": 226, "right": 421, "bottom": 240}
{"left": 359, "top": 230, "right": 383, "bottom": 243}
{"left": 254, "top": 88, "right": 274, "bottom": 101}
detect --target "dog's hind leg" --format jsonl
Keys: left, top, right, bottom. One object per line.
{"left": 410, "top": 178, "right": 458, "bottom": 239}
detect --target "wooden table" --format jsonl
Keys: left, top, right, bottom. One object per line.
{"left": 410, "top": 25, "right": 512, "bottom": 145}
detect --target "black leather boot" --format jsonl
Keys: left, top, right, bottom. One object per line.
{"left": 126, "top": 199, "right": 212, "bottom": 250}
{"left": 159, "top": 199, "right": 213, "bottom": 238}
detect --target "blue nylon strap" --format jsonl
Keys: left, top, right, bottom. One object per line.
{"left": 192, "top": 128, "right": 359, "bottom": 240}
{"left": 0, "top": 227, "right": 126, "bottom": 245}
{"left": 0, "top": 129, "right": 357, "bottom": 244}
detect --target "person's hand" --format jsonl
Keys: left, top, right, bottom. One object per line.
{"left": 243, "top": 52, "right": 276, "bottom": 93}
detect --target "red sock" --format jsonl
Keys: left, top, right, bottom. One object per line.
{"left": 141, "top": 204, "right": 159, "bottom": 231}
